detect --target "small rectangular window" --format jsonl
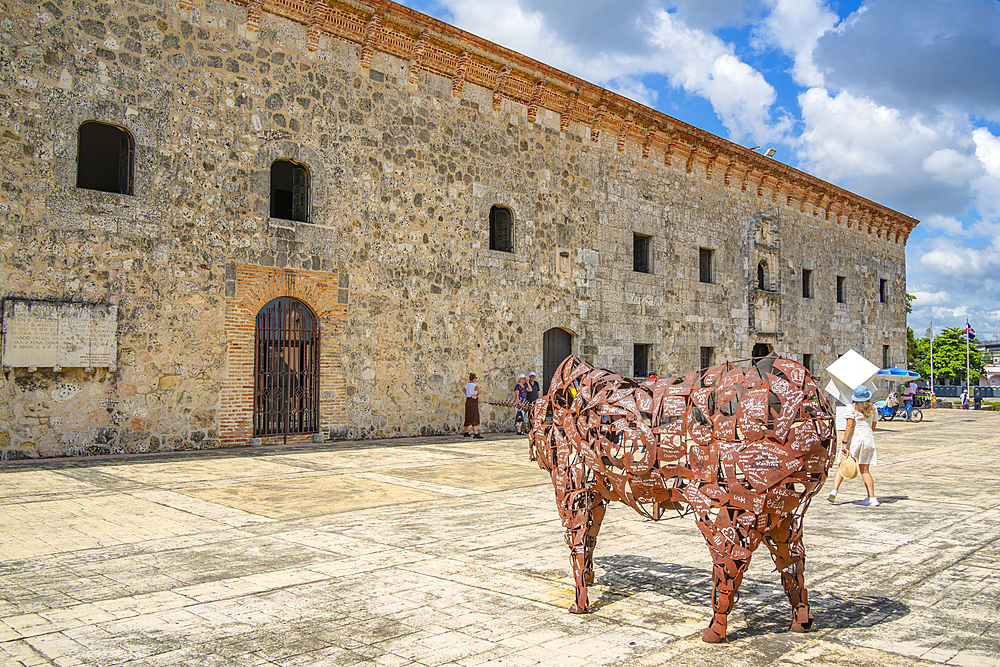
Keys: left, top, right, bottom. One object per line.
{"left": 879, "top": 278, "right": 887, "bottom": 303}
{"left": 700, "top": 346, "right": 713, "bottom": 370}
{"left": 836, "top": 276, "right": 846, "bottom": 303}
{"left": 802, "top": 353, "right": 812, "bottom": 375}
{"left": 699, "top": 248, "right": 713, "bottom": 284}
{"left": 802, "top": 269, "right": 812, "bottom": 298}
{"left": 633, "top": 234, "right": 652, "bottom": 273}
{"left": 882, "top": 345, "right": 890, "bottom": 369}
{"left": 634, "top": 344, "right": 650, "bottom": 377}
{"left": 489, "top": 206, "right": 514, "bottom": 253}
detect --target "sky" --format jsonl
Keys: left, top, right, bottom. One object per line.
{"left": 396, "top": 0, "right": 1000, "bottom": 341}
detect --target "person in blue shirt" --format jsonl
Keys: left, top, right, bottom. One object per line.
{"left": 514, "top": 374, "right": 528, "bottom": 434}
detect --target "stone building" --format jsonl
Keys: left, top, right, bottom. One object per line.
{"left": 0, "top": 0, "right": 918, "bottom": 458}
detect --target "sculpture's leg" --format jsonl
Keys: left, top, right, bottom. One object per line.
{"left": 700, "top": 532, "right": 753, "bottom": 643}
{"left": 703, "top": 558, "right": 747, "bottom": 643}
{"left": 565, "top": 494, "right": 592, "bottom": 614}
{"left": 765, "top": 517, "right": 813, "bottom": 633}
{"left": 583, "top": 498, "right": 607, "bottom": 586}
{"left": 558, "top": 486, "right": 593, "bottom": 614}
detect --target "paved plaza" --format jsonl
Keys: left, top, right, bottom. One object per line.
{"left": 1, "top": 409, "right": 998, "bottom": 667}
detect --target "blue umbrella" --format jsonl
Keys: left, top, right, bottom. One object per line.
{"left": 876, "top": 368, "right": 920, "bottom": 380}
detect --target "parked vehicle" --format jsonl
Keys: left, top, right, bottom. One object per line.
{"left": 875, "top": 398, "right": 898, "bottom": 421}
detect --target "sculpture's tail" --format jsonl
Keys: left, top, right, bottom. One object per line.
{"left": 485, "top": 398, "right": 535, "bottom": 412}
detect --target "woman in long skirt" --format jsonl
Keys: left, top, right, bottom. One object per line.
{"left": 463, "top": 372, "right": 483, "bottom": 439}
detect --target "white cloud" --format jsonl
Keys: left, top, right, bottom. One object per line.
{"left": 923, "top": 148, "right": 981, "bottom": 187}
{"left": 910, "top": 290, "right": 952, "bottom": 307}
{"left": 645, "top": 9, "right": 788, "bottom": 143}
{"left": 972, "top": 127, "right": 1000, "bottom": 220}
{"left": 797, "top": 88, "right": 945, "bottom": 181}
{"left": 923, "top": 215, "right": 965, "bottom": 235}
{"left": 757, "top": 0, "right": 837, "bottom": 87}
{"left": 919, "top": 236, "right": 1000, "bottom": 280}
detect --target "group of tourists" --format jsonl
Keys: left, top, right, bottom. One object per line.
{"left": 462, "top": 371, "right": 541, "bottom": 438}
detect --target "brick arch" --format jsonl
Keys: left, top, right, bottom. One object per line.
{"left": 221, "top": 265, "right": 347, "bottom": 445}
{"left": 239, "top": 269, "right": 341, "bottom": 322}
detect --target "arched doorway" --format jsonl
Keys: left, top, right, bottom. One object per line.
{"left": 542, "top": 328, "right": 573, "bottom": 394}
{"left": 751, "top": 342, "right": 772, "bottom": 360}
{"left": 254, "top": 297, "right": 320, "bottom": 436}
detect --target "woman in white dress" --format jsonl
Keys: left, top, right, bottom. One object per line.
{"left": 828, "top": 385, "right": 880, "bottom": 507}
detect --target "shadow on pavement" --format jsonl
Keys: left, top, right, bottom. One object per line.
{"left": 593, "top": 554, "right": 909, "bottom": 636}
{"left": 830, "top": 495, "right": 908, "bottom": 506}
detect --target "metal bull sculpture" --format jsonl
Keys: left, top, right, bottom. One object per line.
{"left": 528, "top": 354, "right": 836, "bottom": 643}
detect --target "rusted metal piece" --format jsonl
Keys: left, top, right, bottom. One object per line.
{"left": 528, "top": 354, "right": 835, "bottom": 643}
{"left": 486, "top": 398, "right": 535, "bottom": 413}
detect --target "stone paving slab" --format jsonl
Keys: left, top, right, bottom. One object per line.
{"left": 1, "top": 411, "right": 998, "bottom": 667}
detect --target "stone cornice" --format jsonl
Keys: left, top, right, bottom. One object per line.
{"left": 218, "top": 0, "right": 919, "bottom": 244}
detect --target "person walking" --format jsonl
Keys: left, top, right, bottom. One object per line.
{"left": 828, "top": 385, "right": 880, "bottom": 507}
{"left": 463, "top": 372, "right": 483, "bottom": 439}
{"left": 960, "top": 389, "right": 970, "bottom": 410}
{"left": 513, "top": 374, "right": 528, "bottom": 434}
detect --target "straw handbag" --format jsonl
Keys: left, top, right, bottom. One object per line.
{"left": 839, "top": 454, "right": 859, "bottom": 479}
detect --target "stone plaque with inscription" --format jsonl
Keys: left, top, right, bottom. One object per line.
{"left": 1, "top": 300, "right": 117, "bottom": 368}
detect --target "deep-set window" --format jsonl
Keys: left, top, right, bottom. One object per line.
{"left": 802, "top": 269, "right": 812, "bottom": 298}
{"left": 700, "top": 346, "right": 713, "bottom": 370}
{"left": 882, "top": 345, "right": 890, "bottom": 369}
{"left": 836, "top": 276, "right": 846, "bottom": 304}
{"left": 271, "top": 159, "right": 310, "bottom": 222}
{"left": 699, "top": 248, "right": 713, "bottom": 284}
{"left": 634, "top": 344, "right": 650, "bottom": 377}
{"left": 879, "top": 279, "right": 888, "bottom": 303}
{"left": 77, "top": 121, "right": 134, "bottom": 195}
{"left": 633, "top": 234, "right": 652, "bottom": 273}
{"left": 803, "top": 353, "right": 812, "bottom": 375}
{"left": 489, "top": 206, "right": 514, "bottom": 253}
{"left": 757, "top": 260, "right": 769, "bottom": 291}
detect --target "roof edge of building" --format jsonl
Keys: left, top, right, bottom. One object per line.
{"left": 221, "top": 0, "right": 919, "bottom": 243}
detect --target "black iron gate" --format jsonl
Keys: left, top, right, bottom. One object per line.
{"left": 254, "top": 297, "right": 319, "bottom": 436}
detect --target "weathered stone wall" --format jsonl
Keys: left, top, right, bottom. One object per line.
{"left": 0, "top": 0, "right": 914, "bottom": 458}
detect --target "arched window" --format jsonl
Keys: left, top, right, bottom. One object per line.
{"left": 757, "top": 260, "right": 769, "bottom": 291}
{"left": 489, "top": 205, "right": 514, "bottom": 253}
{"left": 254, "top": 297, "right": 320, "bottom": 436}
{"left": 77, "top": 121, "right": 134, "bottom": 195}
{"left": 271, "top": 160, "right": 310, "bottom": 222}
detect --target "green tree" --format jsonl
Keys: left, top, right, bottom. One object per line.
{"left": 924, "top": 327, "right": 987, "bottom": 384}
{"left": 911, "top": 337, "right": 932, "bottom": 379}
{"left": 907, "top": 327, "right": 919, "bottom": 369}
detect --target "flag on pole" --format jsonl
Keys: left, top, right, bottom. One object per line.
{"left": 925, "top": 321, "right": 933, "bottom": 338}
{"left": 966, "top": 319, "right": 976, "bottom": 339}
